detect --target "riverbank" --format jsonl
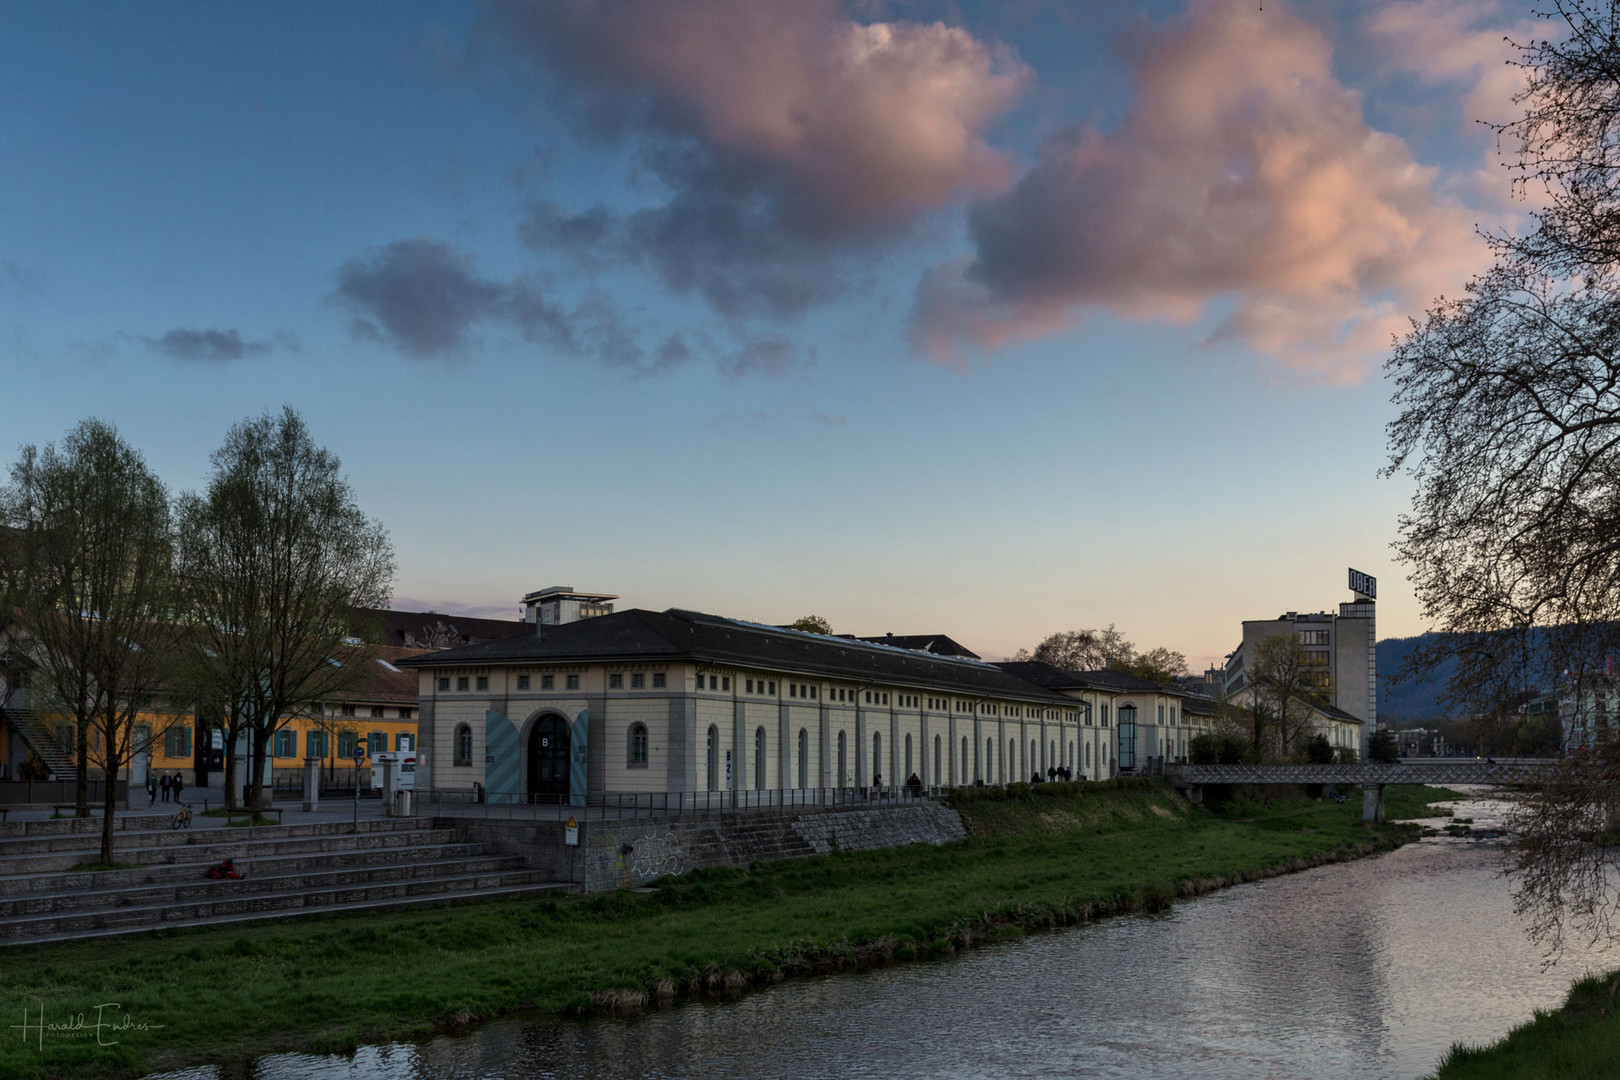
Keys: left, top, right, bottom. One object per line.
{"left": 1430, "top": 967, "right": 1620, "bottom": 1079}
{"left": 0, "top": 780, "right": 1453, "bottom": 1080}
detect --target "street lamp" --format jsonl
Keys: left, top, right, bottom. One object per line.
{"left": 351, "top": 743, "right": 366, "bottom": 832}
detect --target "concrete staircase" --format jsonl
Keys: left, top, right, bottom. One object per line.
{"left": 3, "top": 707, "right": 78, "bottom": 781}
{"left": 0, "top": 816, "right": 569, "bottom": 945}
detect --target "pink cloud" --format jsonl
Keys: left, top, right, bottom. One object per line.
{"left": 913, "top": 0, "right": 1489, "bottom": 382}
{"left": 491, "top": 0, "right": 1028, "bottom": 236}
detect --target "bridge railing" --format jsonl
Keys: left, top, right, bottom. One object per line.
{"left": 1165, "top": 761, "right": 1556, "bottom": 786}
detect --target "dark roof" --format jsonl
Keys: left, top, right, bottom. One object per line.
{"left": 357, "top": 608, "right": 530, "bottom": 650}
{"left": 323, "top": 646, "right": 432, "bottom": 705}
{"left": 1181, "top": 693, "right": 1219, "bottom": 717}
{"left": 994, "top": 661, "right": 1185, "bottom": 697}
{"left": 1314, "top": 701, "right": 1363, "bottom": 724}
{"left": 399, "top": 608, "right": 1076, "bottom": 705}
{"left": 847, "top": 633, "right": 980, "bottom": 659}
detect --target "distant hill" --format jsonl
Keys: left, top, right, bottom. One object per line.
{"left": 1377, "top": 633, "right": 1457, "bottom": 721}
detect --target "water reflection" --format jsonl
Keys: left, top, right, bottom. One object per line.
{"left": 147, "top": 799, "right": 1618, "bottom": 1080}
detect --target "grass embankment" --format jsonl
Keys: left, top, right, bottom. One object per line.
{"left": 1431, "top": 969, "right": 1620, "bottom": 1079}
{"left": 0, "top": 779, "right": 1453, "bottom": 1079}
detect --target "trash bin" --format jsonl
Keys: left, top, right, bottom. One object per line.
{"left": 394, "top": 790, "right": 412, "bottom": 817}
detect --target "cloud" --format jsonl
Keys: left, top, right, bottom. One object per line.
{"left": 488, "top": 0, "right": 1028, "bottom": 319}
{"left": 331, "top": 238, "right": 507, "bottom": 359}
{"left": 143, "top": 327, "right": 274, "bottom": 363}
{"left": 1362, "top": 0, "right": 1539, "bottom": 204}
{"left": 329, "top": 236, "right": 790, "bottom": 377}
{"left": 0, "top": 261, "right": 45, "bottom": 295}
{"left": 912, "top": 0, "right": 1487, "bottom": 382}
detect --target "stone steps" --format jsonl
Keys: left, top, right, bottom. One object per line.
{"left": 3, "top": 876, "right": 569, "bottom": 946}
{"left": 0, "top": 827, "right": 462, "bottom": 879}
{"left": 0, "top": 815, "right": 434, "bottom": 852}
{"left": 0, "top": 853, "right": 533, "bottom": 919}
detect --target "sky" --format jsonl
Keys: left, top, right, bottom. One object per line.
{"left": 0, "top": 0, "right": 1547, "bottom": 668}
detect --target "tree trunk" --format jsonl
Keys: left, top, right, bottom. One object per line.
{"left": 75, "top": 715, "right": 90, "bottom": 817}
{"left": 247, "top": 726, "right": 270, "bottom": 811}
{"left": 221, "top": 731, "right": 238, "bottom": 812}
{"left": 100, "top": 738, "right": 118, "bottom": 864}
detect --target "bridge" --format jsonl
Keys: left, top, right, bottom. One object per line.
{"left": 1163, "top": 758, "right": 1558, "bottom": 822}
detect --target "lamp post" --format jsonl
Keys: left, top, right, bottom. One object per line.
{"left": 351, "top": 743, "right": 366, "bottom": 832}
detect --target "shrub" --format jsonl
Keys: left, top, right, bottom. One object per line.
{"left": 1368, "top": 728, "right": 1399, "bottom": 764}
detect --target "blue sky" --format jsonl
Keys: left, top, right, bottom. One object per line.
{"left": 0, "top": 1, "right": 1535, "bottom": 667}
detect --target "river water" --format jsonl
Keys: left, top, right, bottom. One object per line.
{"left": 148, "top": 797, "right": 1620, "bottom": 1080}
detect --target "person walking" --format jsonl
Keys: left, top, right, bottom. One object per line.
{"left": 160, "top": 773, "right": 172, "bottom": 803}
{"left": 145, "top": 772, "right": 158, "bottom": 807}
{"left": 171, "top": 773, "right": 185, "bottom": 804}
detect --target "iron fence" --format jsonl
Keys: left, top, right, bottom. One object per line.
{"left": 421, "top": 783, "right": 952, "bottom": 822}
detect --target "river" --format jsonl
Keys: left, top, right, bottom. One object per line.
{"left": 147, "top": 797, "right": 1620, "bottom": 1080}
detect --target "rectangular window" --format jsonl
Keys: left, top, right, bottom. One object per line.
{"left": 709, "top": 675, "right": 718, "bottom": 690}
{"left": 273, "top": 730, "right": 295, "bottom": 758}
{"left": 338, "top": 731, "right": 358, "bottom": 758}
{"left": 165, "top": 725, "right": 192, "bottom": 758}
{"left": 368, "top": 731, "right": 387, "bottom": 754}
{"left": 341, "top": 703, "right": 356, "bottom": 717}
{"left": 610, "top": 673, "right": 624, "bottom": 689}
{"left": 631, "top": 673, "right": 645, "bottom": 689}
{"left": 517, "top": 675, "right": 531, "bottom": 690}
{"left": 722, "top": 676, "right": 730, "bottom": 691}
{"left": 400, "top": 708, "right": 413, "bottom": 720}
{"left": 397, "top": 733, "right": 414, "bottom": 751}
{"left": 307, "top": 730, "right": 328, "bottom": 759}
{"left": 652, "top": 673, "right": 666, "bottom": 688}
{"left": 810, "top": 686, "right": 817, "bottom": 700}
{"left": 768, "top": 681, "right": 775, "bottom": 695}
{"left": 747, "top": 679, "right": 755, "bottom": 694}
{"left": 542, "top": 674, "right": 555, "bottom": 690}
{"left": 476, "top": 676, "right": 489, "bottom": 692}
{"left": 566, "top": 674, "right": 580, "bottom": 690}
{"left": 370, "top": 705, "right": 384, "bottom": 718}
{"left": 790, "top": 684, "right": 797, "bottom": 698}
{"left": 437, "top": 677, "right": 450, "bottom": 692}
{"left": 456, "top": 676, "right": 469, "bottom": 692}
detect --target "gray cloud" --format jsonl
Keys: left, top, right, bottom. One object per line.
{"left": 330, "top": 236, "right": 786, "bottom": 378}
{"left": 143, "top": 327, "right": 274, "bottom": 363}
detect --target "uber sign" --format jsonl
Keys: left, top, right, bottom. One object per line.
{"left": 1348, "top": 568, "right": 1377, "bottom": 599}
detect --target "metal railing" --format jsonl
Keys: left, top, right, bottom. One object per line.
{"left": 422, "top": 784, "right": 951, "bottom": 822}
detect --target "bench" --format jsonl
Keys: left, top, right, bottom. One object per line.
{"left": 226, "top": 806, "right": 284, "bottom": 826}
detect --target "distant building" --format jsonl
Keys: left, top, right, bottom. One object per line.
{"left": 521, "top": 586, "right": 618, "bottom": 627}
{"left": 362, "top": 608, "right": 529, "bottom": 651}
{"left": 846, "top": 633, "right": 981, "bottom": 660}
{"left": 1223, "top": 570, "right": 1378, "bottom": 758}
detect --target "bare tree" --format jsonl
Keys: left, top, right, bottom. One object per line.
{"left": 1386, "top": 1, "right": 1620, "bottom": 955}
{"left": 1012, "top": 624, "right": 1136, "bottom": 671}
{"left": 176, "top": 408, "right": 394, "bottom": 810}
{"left": 0, "top": 420, "right": 178, "bottom": 861}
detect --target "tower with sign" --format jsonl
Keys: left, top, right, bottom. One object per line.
{"left": 1342, "top": 568, "right": 1377, "bottom": 764}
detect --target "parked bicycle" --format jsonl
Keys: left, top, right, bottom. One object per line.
{"left": 171, "top": 802, "right": 193, "bottom": 830}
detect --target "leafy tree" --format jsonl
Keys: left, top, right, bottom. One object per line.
{"left": 0, "top": 420, "right": 178, "bottom": 862}
{"left": 1112, "top": 645, "right": 1188, "bottom": 685}
{"left": 1367, "top": 728, "right": 1399, "bottom": 765}
{"left": 175, "top": 408, "right": 394, "bottom": 810}
{"left": 1384, "top": 1, "right": 1620, "bottom": 955}
{"left": 1305, "top": 734, "right": 1335, "bottom": 765}
{"left": 787, "top": 615, "right": 832, "bottom": 635}
{"left": 1245, "top": 633, "right": 1329, "bottom": 763}
{"left": 1012, "top": 624, "right": 1135, "bottom": 671}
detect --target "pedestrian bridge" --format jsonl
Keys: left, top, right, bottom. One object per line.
{"left": 1163, "top": 758, "right": 1557, "bottom": 822}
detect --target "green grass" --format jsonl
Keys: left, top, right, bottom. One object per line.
{"left": 0, "top": 780, "right": 1454, "bottom": 1080}
{"left": 1430, "top": 970, "right": 1620, "bottom": 1079}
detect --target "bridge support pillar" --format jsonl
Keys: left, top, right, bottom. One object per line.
{"left": 1362, "top": 783, "right": 1385, "bottom": 824}
{"left": 1185, "top": 785, "right": 1202, "bottom": 806}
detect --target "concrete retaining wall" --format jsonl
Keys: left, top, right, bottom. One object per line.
{"left": 444, "top": 800, "right": 967, "bottom": 893}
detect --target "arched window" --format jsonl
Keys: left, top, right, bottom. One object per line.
{"left": 933, "top": 734, "right": 941, "bottom": 786}
{"left": 798, "top": 728, "right": 809, "bottom": 789}
{"left": 985, "top": 737, "right": 993, "bottom": 782}
{"left": 707, "top": 725, "right": 719, "bottom": 791}
{"left": 629, "top": 723, "right": 648, "bottom": 768}
{"left": 755, "top": 726, "right": 766, "bottom": 790}
{"left": 1010, "top": 739, "right": 1017, "bottom": 782}
{"left": 1030, "top": 739, "right": 1038, "bottom": 777}
{"left": 961, "top": 736, "right": 968, "bottom": 784}
{"left": 873, "top": 733, "right": 883, "bottom": 786}
{"left": 1086, "top": 742, "right": 1092, "bottom": 768}
{"left": 904, "top": 733, "right": 913, "bottom": 779}
{"left": 837, "top": 730, "right": 847, "bottom": 787}
{"left": 454, "top": 723, "right": 473, "bottom": 766}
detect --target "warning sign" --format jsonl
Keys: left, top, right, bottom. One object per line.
{"left": 565, "top": 815, "right": 579, "bottom": 847}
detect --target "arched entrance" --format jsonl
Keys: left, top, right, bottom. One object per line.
{"left": 527, "top": 714, "right": 571, "bottom": 800}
